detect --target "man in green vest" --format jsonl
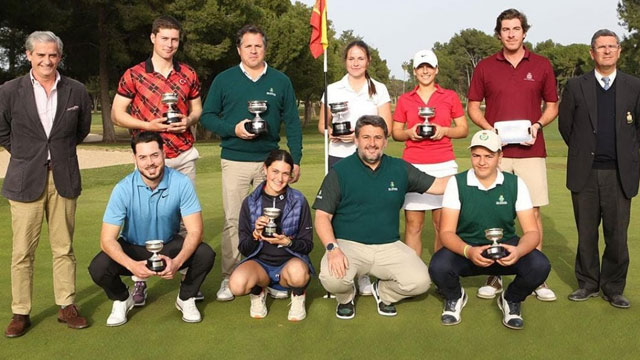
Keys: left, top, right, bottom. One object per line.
{"left": 313, "top": 115, "right": 450, "bottom": 319}
{"left": 428, "top": 130, "right": 551, "bottom": 330}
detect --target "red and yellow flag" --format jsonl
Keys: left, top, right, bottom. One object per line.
{"left": 309, "top": 0, "right": 328, "bottom": 58}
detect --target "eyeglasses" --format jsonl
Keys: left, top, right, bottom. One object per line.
{"left": 594, "top": 44, "right": 620, "bottom": 52}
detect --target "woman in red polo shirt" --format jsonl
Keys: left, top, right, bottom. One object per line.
{"left": 392, "top": 49, "right": 468, "bottom": 256}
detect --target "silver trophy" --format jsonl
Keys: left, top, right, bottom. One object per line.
{"left": 263, "top": 207, "right": 282, "bottom": 237}
{"left": 417, "top": 107, "right": 436, "bottom": 138}
{"left": 145, "top": 240, "right": 166, "bottom": 272}
{"left": 161, "top": 93, "right": 182, "bottom": 125}
{"left": 482, "top": 228, "right": 509, "bottom": 260}
{"left": 329, "top": 101, "right": 352, "bottom": 136}
{"left": 245, "top": 100, "right": 268, "bottom": 135}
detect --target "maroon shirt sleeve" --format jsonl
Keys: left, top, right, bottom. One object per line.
{"left": 467, "top": 61, "right": 486, "bottom": 101}
{"left": 541, "top": 59, "right": 558, "bottom": 103}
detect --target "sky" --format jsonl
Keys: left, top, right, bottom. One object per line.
{"left": 294, "top": 0, "right": 630, "bottom": 78}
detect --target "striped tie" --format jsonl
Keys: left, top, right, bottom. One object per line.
{"left": 603, "top": 76, "right": 610, "bottom": 90}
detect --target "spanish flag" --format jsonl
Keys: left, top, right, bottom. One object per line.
{"left": 309, "top": 0, "right": 328, "bottom": 58}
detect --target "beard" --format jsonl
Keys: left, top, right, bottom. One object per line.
{"left": 358, "top": 147, "right": 382, "bottom": 165}
{"left": 140, "top": 164, "right": 164, "bottom": 182}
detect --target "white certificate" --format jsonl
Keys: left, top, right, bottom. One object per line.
{"left": 494, "top": 120, "right": 533, "bottom": 144}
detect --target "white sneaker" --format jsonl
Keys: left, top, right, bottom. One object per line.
{"left": 287, "top": 293, "right": 306, "bottom": 321}
{"left": 532, "top": 282, "right": 557, "bottom": 301}
{"left": 216, "top": 278, "right": 234, "bottom": 301}
{"left": 497, "top": 292, "right": 523, "bottom": 330}
{"left": 441, "top": 287, "right": 468, "bottom": 326}
{"left": 106, "top": 294, "right": 134, "bottom": 327}
{"left": 267, "top": 287, "right": 288, "bottom": 299}
{"left": 358, "top": 275, "right": 373, "bottom": 296}
{"left": 176, "top": 296, "right": 201, "bottom": 323}
{"left": 477, "top": 275, "right": 503, "bottom": 299}
{"left": 249, "top": 289, "right": 268, "bottom": 319}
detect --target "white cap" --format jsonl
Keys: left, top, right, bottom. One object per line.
{"left": 413, "top": 49, "right": 438, "bottom": 68}
{"left": 469, "top": 130, "right": 502, "bottom": 152}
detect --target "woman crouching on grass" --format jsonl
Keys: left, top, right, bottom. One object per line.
{"left": 229, "top": 149, "right": 314, "bottom": 321}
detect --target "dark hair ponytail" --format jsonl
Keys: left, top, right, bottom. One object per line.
{"left": 264, "top": 149, "right": 294, "bottom": 171}
{"left": 344, "top": 40, "right": 377, "bottom": 98}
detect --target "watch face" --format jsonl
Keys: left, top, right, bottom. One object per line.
{"left": 326, "top": 243, "right": 336, "bottom": 251}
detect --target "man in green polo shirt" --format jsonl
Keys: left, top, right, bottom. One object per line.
{"left": 428, "top": 130, "right": 551, "bottom": 330}
{"left": 313, "top": 115, "right": 450, "bottom": 319}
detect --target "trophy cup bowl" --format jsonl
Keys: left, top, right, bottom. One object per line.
{"left": 329, "top": 101, "right": 353, "bottom": 136}
{"left": 245, "top": 100, "right": 268, "bottom": 135}
{"left": 481, "top": 228, "right": 509, "bottom": 260}
{"left": 263, "top": 207, "right": 282, "bottom": 237}
{"left": 417, "top": 107, "right": 436, "bottom": 138}
{"left": 161, "top": 93, "right": 182, "bottom": 125}
{"left": 145, "top": 240, "right": 166, "bottom": 272}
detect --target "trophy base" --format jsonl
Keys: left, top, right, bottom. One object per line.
{"left": 482, "top": 245, "right": 509, "bottom": 260}
{"left": 264, "top": 227, "right": 277, "bottom": 238}
{"left": 417, "top": 124, "right": 435, "bottom": 138}
{"left": 163, "top": 111, "right": 182, "bottom": 125}
{"left": 245, "top": 120, "right": 267, "bottom": 135}
{"left": 332, "top": 122, "right": 353, "bottom": 136}
{"left": 147, "top": 258, "right": 166, "bottom": 272}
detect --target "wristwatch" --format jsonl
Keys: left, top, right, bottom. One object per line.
{"left": 326, "top": 242, "right": 339, "bottom": 251}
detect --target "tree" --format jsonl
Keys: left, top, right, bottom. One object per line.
{"left": 534, "top": 41, "right": 591, "bottom": 94}
{"left": 618, "top": 0, "right": 640, "bottom": 74}
{"left": 432, "top": 29, "right": 501, "bottom": 98}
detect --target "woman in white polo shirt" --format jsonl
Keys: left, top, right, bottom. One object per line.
{"left": 318, "top": 40, "right": 392, "bottom": 169}
{"left": 392, "top": 49, "right": 468, "bottom": 256}
{"left": 317, "top": 40, "right": 391, "bottom": 296}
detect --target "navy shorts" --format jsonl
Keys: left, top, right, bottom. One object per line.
{"left": 254, "top": 259, "right": 288, "bottom": 291}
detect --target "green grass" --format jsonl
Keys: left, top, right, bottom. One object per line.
{"left": 1, "top": 120, "right": 639, "bottom": 359}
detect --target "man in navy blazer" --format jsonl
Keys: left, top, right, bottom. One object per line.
{"left": 0, "top": 31, "right": 92, "bottom": 337}
{"left": 559, "top": 29, "right": 640, "bottom": 309}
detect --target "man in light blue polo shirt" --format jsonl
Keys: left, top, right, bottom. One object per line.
{"left": 88, "top": 132, "right": 215, "bottom": 326}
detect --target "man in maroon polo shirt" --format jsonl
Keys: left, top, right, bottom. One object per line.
{"left": 467, "top": 8, "right": 558, "bottom": 301}
{"left": 110, "top": 15, "right": 204, "bottom": 306}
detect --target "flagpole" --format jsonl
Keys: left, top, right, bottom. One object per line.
{"left": 323, "top": 50, "right": 329, "bottom": 175}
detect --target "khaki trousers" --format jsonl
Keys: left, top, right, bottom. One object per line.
{"left": 9, "top": 170, "right": 77, "bottom": 314}
{"left": 220, "top": 159, "right": 265, "bottom": 277}
{"left": 319, "top": 239, "right": 431, "bottom": 304}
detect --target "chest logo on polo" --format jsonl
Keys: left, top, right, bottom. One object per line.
{"left": 266, "top": 87, "right": 276, "bottom": 97}
{"left": 524, "top": 72, "right": 535, "bottom": 82}
{"left": 496, "top": 194, "right": 508, "bottom": 205}
{"left": 388, "top": 181, "right": 398, "bottom": 192}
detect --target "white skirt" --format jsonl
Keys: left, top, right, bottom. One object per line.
{"left": 403, "top": 160, "right": 458, "bottom": 211}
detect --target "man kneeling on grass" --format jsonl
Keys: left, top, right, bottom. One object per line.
{"left": 88, "top": 131, "right": 215, "bottom": 326}
{"left": 428, "top": 130, "right": 551, "bottom": 330}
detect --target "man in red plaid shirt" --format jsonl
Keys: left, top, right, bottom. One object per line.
{"left": 110, "top": 15, "right": 204, "bottom": 306}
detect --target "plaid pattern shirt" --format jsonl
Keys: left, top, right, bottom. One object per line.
{"left": 117, "top": 58, "right": 201, "bottom": 158}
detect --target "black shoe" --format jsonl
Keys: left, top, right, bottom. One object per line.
{"left": 497, "top": 293, "right": 523, "bottom": 330}
{"left": 441, "top": 288, "right": 467, "bottom": 326}
{"left": 603, "top": 294, "right": 630, "bottom": 309}
{"left": 336, "top": 301, "right": 355, "bottom": 319}
{"left": 568, "top": 288, "right": 599, "bottom": 302}
{"left": 371, "top": 280, "right": 397, "bottom": 317}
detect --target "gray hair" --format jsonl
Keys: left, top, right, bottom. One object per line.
{"left": 355, "top": 115, "right": 388, "bottom": 137}
{"left": 590, "top": 29, "right": 620, "bottom": 48}
{"left": 25, "top": 31, "right": 63, "bottom": 55}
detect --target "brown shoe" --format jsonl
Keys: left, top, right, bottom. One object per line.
{"left": 58, "top": 304, "right": 89, "bottom": 329}
{"left": 5, "top": 314, "right": 31, "bottom": 338}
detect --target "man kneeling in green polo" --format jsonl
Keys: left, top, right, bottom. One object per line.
{"left": 428, "top": 130, "right": 551, "bottom": 330}
{"left": 313, "top": 115, "right": 450, "bottom": 319}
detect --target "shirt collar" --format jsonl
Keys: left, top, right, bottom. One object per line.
{"left": 145, "top": 57, "right": 181, "bottom": 74}
{"left": 336, "top": 74, "right": 370, "bottom": 95}
{"left": 408, "top": 84, "right": 445, "bottom": 97}
{"left": 134, "top": 166, "right": 170, "bottom": 191}
{"left": 594, "top": 69, "right": 617, "bottom": 88}
{"left": 466, "top": 169, "right": 504, "bottom": 191}
{"left": 496, "top": 46, "right": 531, "bottom": 62}
{"left": 30, "top": 70, "right": 61, "bottom": 89}
{"left": 239, "top": 62, "right": 268, "bottom": 81}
